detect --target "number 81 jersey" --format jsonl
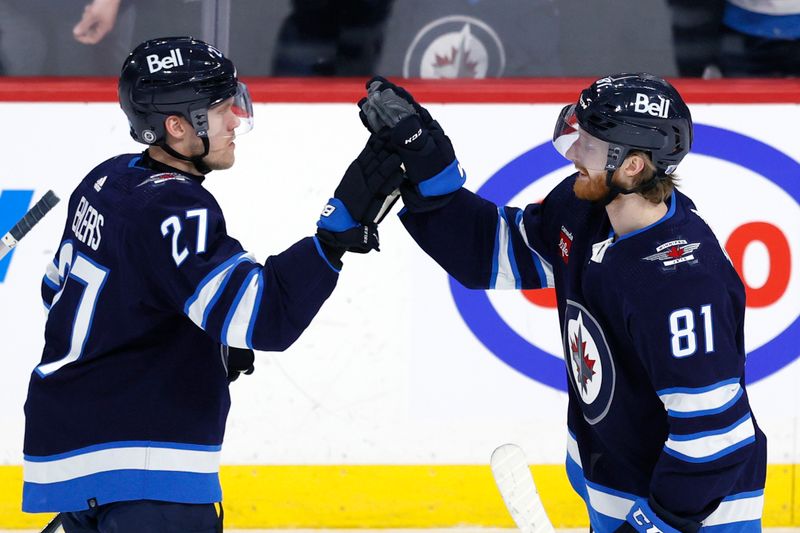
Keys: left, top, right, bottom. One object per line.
{"left": 23, "top": 152, "right": 339, "bottom": 512}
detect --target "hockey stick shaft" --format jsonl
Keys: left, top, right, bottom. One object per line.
{"left": 0, "top": 190, "right": 60, "bottom": 261}
{"left": 40, "top": 513, "right": 63, "bottom": 533}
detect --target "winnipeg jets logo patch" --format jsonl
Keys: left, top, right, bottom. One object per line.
{"left": 563, "top": 300, "right": 616, "bottom": 424}
{"left": 643, "top": 239, "right": 701, "bottom": 267}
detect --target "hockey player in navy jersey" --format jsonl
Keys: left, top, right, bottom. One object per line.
{"left": 359, "top": 75, "right": 767, "bottom": 531}
{"left": 22, "top": 37, "right": 403, "bottom": 531}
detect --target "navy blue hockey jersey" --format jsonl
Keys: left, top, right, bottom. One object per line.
{"left": 401, "top": 176, "right": 766, "bottom": 531}
{"left": 23, "top": 153, "right": 340, "bottom": 513}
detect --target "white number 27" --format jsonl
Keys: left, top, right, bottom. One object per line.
{"left": 160, "top": 208, "right": 208, "bottom": 266}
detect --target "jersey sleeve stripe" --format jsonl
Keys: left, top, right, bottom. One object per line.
{"left": 703, "top": 490, "right": 764, "bottom": 526}
{"left": 490, "top": 207, "right": 521, "bottom": 289}
{"left": 516, "top": 213, "right": 554, "bottom": 288}
{"left": 312, "top": 235, "right": 341, "bottom": 273}
{"left": 585, "top": 480, "right": 638, "bottom": 520}
{"left": 567, "top": 431, "right": 582, "bottom": 467}
{"left": 245, "top": 270, "right": 265, "bottom": 349}
{"left": 658, "top": 379, "right": 743, "bottom": 418}
{"left": 23, "top": 444, "right": 221, "bottom": 484}
{"left": 45, "top": 260, "right": 60, "bottom": 285}
{"left": 183, "top": 252, "right": 254, "bottom": 327}
{"left": 42, "top": 275, "right": 60, "bottom": 291}
{"left": 664, "top": 414, "right": 755, "bottom": 463}
{"left": 221, "top": 267, "right": 262, "bottom": 349}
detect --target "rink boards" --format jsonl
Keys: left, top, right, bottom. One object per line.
{"left": 0, "top": 80, "right": 799, "bottom": 528}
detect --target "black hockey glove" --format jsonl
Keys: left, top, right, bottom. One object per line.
{"left": 358, "top": 77, "right": 465, "bottom": 213}
{"left": 315, "top": 133, "right": 404, "bottom": 261}
{"left": 226, "top": 346, "right": 255, "bottom": 383}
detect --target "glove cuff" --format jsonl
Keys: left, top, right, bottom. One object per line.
{"left": 317, "top": 198, "right": 359, "bottom": 232}
{"left": 399, "top": 182, "right": 459, "bottom": 213}
{"left": 625, "top": 498, "right": 687, "bottom": 533}
{"left": 417, "top": 159, "right": 466, "bottom": 197}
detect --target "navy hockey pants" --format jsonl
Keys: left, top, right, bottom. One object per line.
{"left": 61, "top": 500, "right": 223, "bottom": 532}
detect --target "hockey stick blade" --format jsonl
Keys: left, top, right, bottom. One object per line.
{"left": 0, "top": 190, "right": 60, "bottom": 261}
{"left": 40, "top": 513, "right": 63, "bottom": 533}
{"left": 491, "top": 443, "right": 555, "bottom": 533}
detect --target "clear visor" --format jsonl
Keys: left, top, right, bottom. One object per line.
{"left": 552, "top": 104, "right": 610, "bottom": 172}
{"left": 207, "top": 82, "right": 254, "bottom": 140}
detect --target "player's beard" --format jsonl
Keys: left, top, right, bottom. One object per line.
{"left": 573, "top": 167, "right": 610, "bottom": 202}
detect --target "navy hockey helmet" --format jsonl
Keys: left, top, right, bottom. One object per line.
{"left": 118, "top": 36, "right": 253, "bottom": 147}
{"left": 553, "top": 73, "right": 693, "bottom": 177}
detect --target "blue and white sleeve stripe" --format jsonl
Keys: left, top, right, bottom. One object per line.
{"left": 221, "top": 267, "right": 264, "bottom": 349}
{"left": 664, "top": 414, "right": 755, "bottom": 463}
{"left": 515, "top": 211, "right": 554, "bottom": 288}
{"left": 490, "top": 207, "right": 522, "bottom": 289}
{"left": 43, "top": 260, "right": 60, "bottom": 290}
{"left": 183, "top": 252, "right": 256, "bottom": 329}
{"left": 657, "top": 378, "right": 743, "bottom": 418}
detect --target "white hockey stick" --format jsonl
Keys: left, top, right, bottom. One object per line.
{"left": 0, "top": 190, "right": 60, "bottom": 261}
{"left": 491, "top": 443, "right": 555, "bottom": 533}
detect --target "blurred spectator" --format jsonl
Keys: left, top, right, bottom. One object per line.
{"left": 0, "top": 0, "right": 134, "bottom": 75}
{"left": 272, "top": 0, "right": 394, "bottom": 76}
{"left": 669, "top": 0, "right": 800, "bottom": 77}
{"left": 719, "top": 0, "right": 800, "bottom": 76}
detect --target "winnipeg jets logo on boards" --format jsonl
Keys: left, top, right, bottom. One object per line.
{"left": 563, "top": 300, "right": 615, "bottom": 424}
{"left": 643, "top": 239, "right": 701, "bottom": 267}
{"left": 633, "top": 93, "right": 670, "bottom": 118}
{"left": 403, "top": 16, "right": 506, "bottom": 78}
{"left": 559, "top": 226, "right": 573, "bottom": 264}
{"left": 146, "top": 48, "right": 184, "bottom": 73}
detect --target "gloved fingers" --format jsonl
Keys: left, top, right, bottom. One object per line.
{"left": 360, "top": 97, "right": 389, "bottom": 134}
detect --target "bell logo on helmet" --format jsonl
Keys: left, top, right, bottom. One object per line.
{"left": 633, "top": 93, "right": 670, "bottom": 118}
{"left": 146, "top": 48, "right": 185, "bottom": 74}
{"left": 142, "top": 130, "right": 156, "bottom": 144}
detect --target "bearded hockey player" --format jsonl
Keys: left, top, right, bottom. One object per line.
{"left": 22, "top": 37, "right": 402, "bottom": 531}
{"left": 359, "top": 74, "right": 766, "bottom": 531}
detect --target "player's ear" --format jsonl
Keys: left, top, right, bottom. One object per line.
{"left": 623, "top": 153, "right": 646, "bottom": 177}
{"left": 164, "top": 115, "right": 188, "bottom": 140}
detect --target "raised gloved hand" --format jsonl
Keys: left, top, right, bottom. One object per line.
{"left": 315, "top": 132, "right": 405, "bottom": 262}
{"left": 358, "top": 77, "right": 465, "bottom": 212}
{"left": 225, "top": 346, "right": 255, "bottom": 383}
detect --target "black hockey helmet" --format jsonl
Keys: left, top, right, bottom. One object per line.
{"left": 553, "top": 73, "right": 693, "bottom": 177}
{"left": 118, "top": 36, "right": 253, "bottom": 172}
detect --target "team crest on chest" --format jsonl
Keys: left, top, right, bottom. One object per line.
{"left": 643, "top": 239, "right": 700, "bottom": 268}
{"left": 563, "top": 300, "right": 616, "bottom": 424}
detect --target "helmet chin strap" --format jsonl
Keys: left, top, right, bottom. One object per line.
{"left": 160, "top": 136, "right": 212, "bottom": 175}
